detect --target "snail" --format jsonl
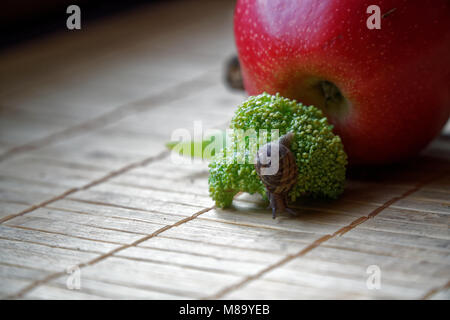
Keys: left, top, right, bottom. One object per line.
{"left": 255, "top": 132, "right": 298, "bottom": 219}
{"left": 224, "top": 55, "right": 244, "bottom": 90}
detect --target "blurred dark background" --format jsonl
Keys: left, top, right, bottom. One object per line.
{"left": 1, "top": 1, "right": 162, "bottom": 48}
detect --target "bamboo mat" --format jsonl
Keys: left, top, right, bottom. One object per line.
{"left": 0, "top": 0, "right": 449, "bottom": 300}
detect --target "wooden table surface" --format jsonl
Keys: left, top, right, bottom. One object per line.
{"left": 0, "top": 0, "right": 449, "bottom": 300}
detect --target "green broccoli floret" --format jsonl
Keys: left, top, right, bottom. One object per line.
{"left": 208, "top": 92, "right": 347, "bottom": 208}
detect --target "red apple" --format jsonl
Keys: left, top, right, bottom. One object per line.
{"left": 234, "top": 0, "right": 450, "bottom": 164}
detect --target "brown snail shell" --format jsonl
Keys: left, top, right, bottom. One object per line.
{"left": 224, "top": 55, "right": 244, "bottom": 90}
{"left": 255, "top": 132, "right": 298, "bottom": 219}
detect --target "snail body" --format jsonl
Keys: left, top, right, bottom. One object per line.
{"left": 255, "top": 132, "right": 298, "bottom": 219}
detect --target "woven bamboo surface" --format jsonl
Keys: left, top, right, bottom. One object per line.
{"left": 0, "top": 0, "right": 449, "bottom": 299}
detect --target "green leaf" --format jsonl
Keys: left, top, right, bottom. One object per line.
{"left": 165, "top": 130, "right": 228, "bottom": 160}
